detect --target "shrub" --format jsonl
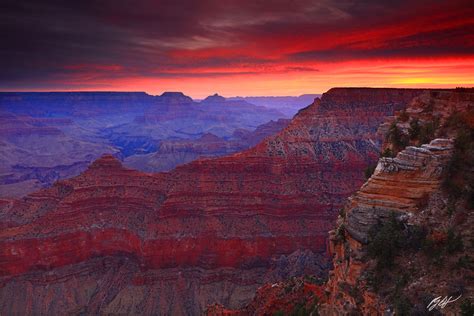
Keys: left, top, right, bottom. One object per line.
{"left": 461, "top": 299, "right": 474, "bottom": 316}
{"left": 421, "top": 237, "right": 443, "bottom": 265}
{"left": 418, "top": 120, "right": 438, "bottom": 144}
{"left": 394, "top": 294, "right": 413, "bottom": 316}
{"left": 367, "top": 214, "right": 427, "bottom": 270}
{"left": 408, "top": 117, "right": 439, "bottom": 145}
{"left": 386, "top": 122, "right": 408, "bottom": 151}
{"left": 445, "top": 112, "right": 465, "bottom": 130}
{"left": 366, "top": 270, "right": 384, "bottom": 292}
{"left": 289, "top": 302, "right": 319, "bottom": 316}
{"left": 364, "top": 164, "right": 376, "bottom": 179}
{"left": 409, "top": 119, "right": 421, "bottom": 140}
{"left": 367, "top": 214, "right": 405, "bottom": 270}
{"left": 443, "top": 125, "right": 474, "bottom": 208}
{"left": 446, "top": 228, "right": 463, "bottom": 254}
{"left": 404, "top": 225, "right": 427, "bottom": 251}
{"left": 399, "top": 110, "right": 409, "bottom": 122}
{"left": 335, "top": 223, "right": 346, "bottom": 243}
{"left": 304, "top": 275, "right": 324, "bottom": 285}
{"left": 381, "top": 148, "right": 394, "bottom": 158}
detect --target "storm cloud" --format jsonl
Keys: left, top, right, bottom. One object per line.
{"left": 1, "top": 0, "right": 473, "bottom": 95}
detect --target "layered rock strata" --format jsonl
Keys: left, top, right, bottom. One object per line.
{"left": 323, "top": 138, "right": 454, "bottom": 312}
{"left": 123, "top": 119, "right": 290, "bottom": 172}
{"left": 321, "top": 89, "right": 474, "bottom": 315}
{"left": 0, "top": 88, "right": 425, "bottom": 314}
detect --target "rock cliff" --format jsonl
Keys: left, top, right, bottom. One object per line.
{"left": 208, "top": 89, "right": 474, "bottom": 315}
{"left": 320, "top": 89, "right": 474, "bottom": 315}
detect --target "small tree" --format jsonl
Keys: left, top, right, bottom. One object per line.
{"left": 387, "top": 122, "right": 408, "bottom": 152}
{"left": 399, "top": 110, "right": 409, "bottom": 122}
{"left": 367, "top": 214, "right": 404, "bottom": 270}
{"left": 381, "top": 148, "right": 394, "bottom": 158}
{"left": 364, "top": 164, "right": 376, "bottom": 179}
{"left": 409, "top": 119, "right": 420, "bottom": 140}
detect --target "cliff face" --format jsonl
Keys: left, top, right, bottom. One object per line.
{"left": 323, "top": 138, "right": 457, "bottom": 314}
{"left": 207, "top": 89, "right": 474, "bottom": 315}
{"left": 0, "top": 88, "right": 425, "bottom": 315}
{"left": 207, "top": 277, "right": 324, "bottom": 316}
{"left": 208, "top": 136, "right": 456, "bottom": 315}
{"left": 321, "top": 89, "right": 474, "bottom": 315}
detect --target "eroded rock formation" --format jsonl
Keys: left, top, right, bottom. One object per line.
{"left": 321, "top": 89, "right": 474, "bottom": 315}
{"left": 123, "top": 119, "right": 290, "bottom": 172}
{"left": 0, "top": 88, "right": 426, "bottom": 315}
{"left": 323, "top": 138, "right": 456, "bottom": 314}
{"left": 208, "top": 89, "right": 474, "bottom": 315}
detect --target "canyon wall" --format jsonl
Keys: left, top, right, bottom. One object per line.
{"left": 207, "top": 89, "right": 474, "bottom": 315}
{"left": 321, "top": 89, "right": 474, "bottom": 315}
{"left": 0, "top": 88, "right": 425, "bottom": 315}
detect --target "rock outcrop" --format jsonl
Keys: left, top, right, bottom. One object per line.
{"left": 207, "top": 89, "right": 474, "bottom": 315}
{"left": 323, "top": 138, "right": 456, "bottom": 314}
{"left": 0, "top": 88, "right": 426, "bottom": 315}
{"left": 321, "top": 89, "right": 474, "bottom": 315}
{"left": 207, "top": 277, "right": 324, "bottom": 316}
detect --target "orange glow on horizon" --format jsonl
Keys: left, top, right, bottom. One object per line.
{"left": 2, "top": 0, "right": 473, "bottom": 96}
{"left": 19, "top": 57, "right": 472, "bottom": 98}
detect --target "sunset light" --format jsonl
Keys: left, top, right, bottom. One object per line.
{"left": 1, "top": 0, "right": 473, "bottom": 97}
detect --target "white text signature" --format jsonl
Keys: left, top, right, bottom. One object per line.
{"left": 427, "top": 294, "right": 462, "bottom": 311}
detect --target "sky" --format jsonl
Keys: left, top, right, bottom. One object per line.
{"left": 1, "top": 0, "right": 473, "bottom": 98}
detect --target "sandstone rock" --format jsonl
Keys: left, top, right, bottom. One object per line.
{"left": 321, "top": 88, "right": 474, "bottom": 315}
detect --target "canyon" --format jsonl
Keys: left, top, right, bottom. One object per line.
{"left": 212, "top": 89, "right": 474, "bottom": 315}
{"left": 0, "top": 92, "right": 287, "bottom": 198}
{"left": 123, "top": 119, "right": 290, "bottom": 172}
{"left": 0, "top": 88, "right": 427, "bottom": 315}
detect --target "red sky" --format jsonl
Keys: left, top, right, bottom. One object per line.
{"left": 1, "top": 0, "right": 473, "bottom": 98}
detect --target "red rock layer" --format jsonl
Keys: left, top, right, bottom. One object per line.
{"left": 206, "top": 278, "right": 324, "bottom": 315}
{"left": 0, "top": 88, "right": 425, "bottom": 314}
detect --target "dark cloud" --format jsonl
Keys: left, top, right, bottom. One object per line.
{"left": 0, "top": 0, "right": 473, "bottom": 88}
{"left": 289, "top": 24, "right": 474, "bottom": 62}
